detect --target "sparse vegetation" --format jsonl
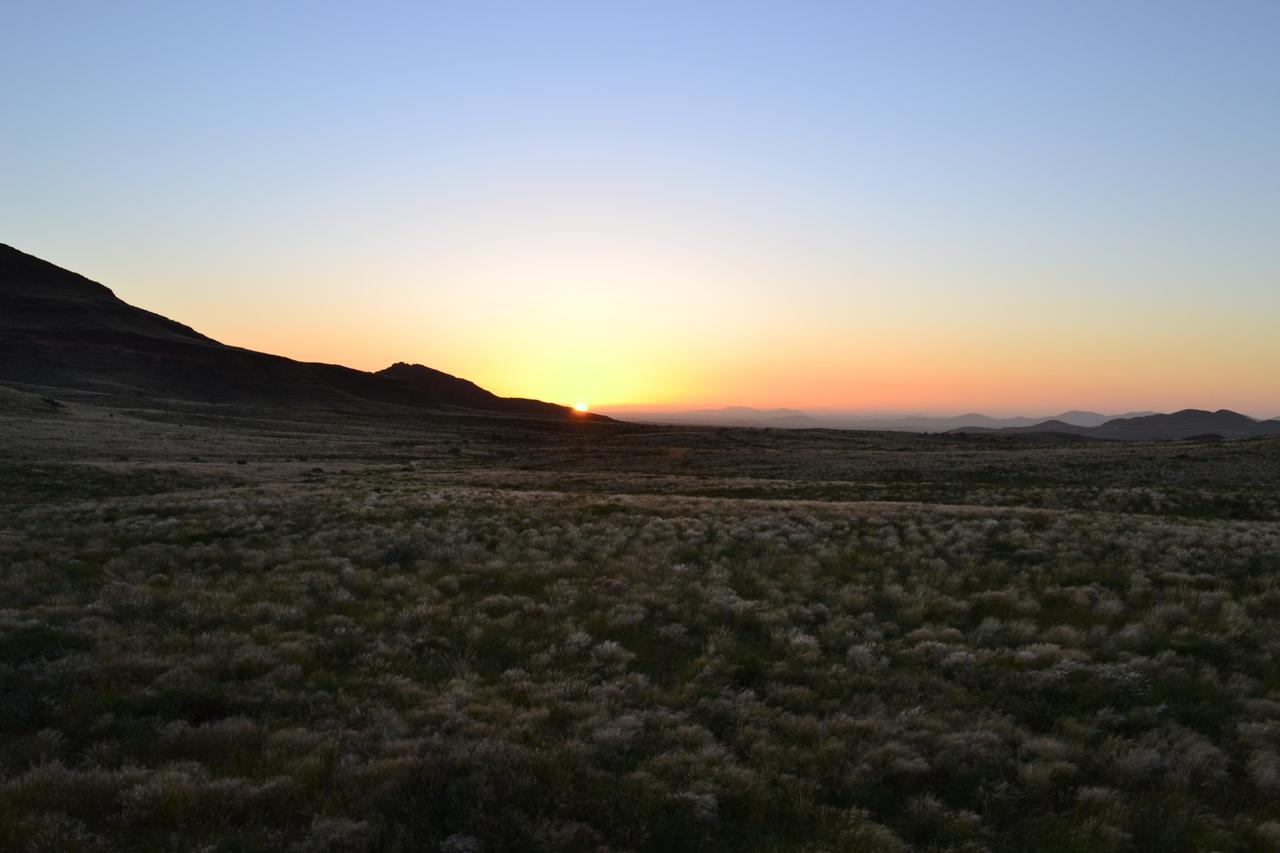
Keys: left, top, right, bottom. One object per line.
{"left": 2, "top": 395, "right": 1279, "bottom": 850}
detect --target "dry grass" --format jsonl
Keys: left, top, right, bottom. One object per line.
{"left": 1, "top": 393, "right": 1278, "bottom": 850}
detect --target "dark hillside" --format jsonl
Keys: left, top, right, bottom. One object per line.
{"left": 0, "top": 244, "right": 599, "bottom": 419}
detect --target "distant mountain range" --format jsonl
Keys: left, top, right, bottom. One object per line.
{"left": 0, "top": 244, "right": 601, "bottom": 419}
{"left": 953, "top": 409, "right": 1280, "bottom": 441}
{"left": 609, "top": 406, "right": 1280, "bottom": 441}
{"left": 5, "top": 244, "right": 1272, "bottom": 441}
{"left": 614, "top": 407, "right": 1154, "bottom": 432}
{"left": 629, "top": 406, "right": 820, "bottom": 428}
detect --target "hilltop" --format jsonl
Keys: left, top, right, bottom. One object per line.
{"left": 0, "top": 244, "right": 601, "bottom": 420}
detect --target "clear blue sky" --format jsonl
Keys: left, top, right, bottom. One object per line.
{"left": 4, "top": 1, "right": 1278, "bottom": 413}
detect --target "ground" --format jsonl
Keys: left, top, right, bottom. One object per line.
{"left": 1, "top": 393, "right": 1279, "bottom": 851}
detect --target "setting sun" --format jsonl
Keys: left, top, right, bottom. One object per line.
{"left": 5, "top": 2, "right": 1280, "bottom": 848}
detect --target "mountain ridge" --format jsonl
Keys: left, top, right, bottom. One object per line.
{"left": 607, "top": 407, "right": 1212, "bottom": 434}
{"left": 0, "top": 244, "right": 602, "bottom": 420}
{"left": 953, "top": 409, "right": 1280, "bottom": 441}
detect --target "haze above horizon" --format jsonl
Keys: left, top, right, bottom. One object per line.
{"left": 4, "top": 1, "right": 1278, "bottom": 414}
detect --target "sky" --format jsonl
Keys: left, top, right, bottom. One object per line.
{"left": 3, "top": 1, "right": 1278, "bottom": 416}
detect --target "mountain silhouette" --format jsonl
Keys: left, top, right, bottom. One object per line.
{"left": 644, "top": 406, "right": 819, "bottom": 427}
{"left": 0, "top": 244, "right": 601, "bottom": 419}
{"left": 954, "top": 409, "right": 1280, "bottom": 441}
{"left": 614, "top": 408, "right": 1167, "bottom": 432}
{"left": 375, "top": 362, "right": 591, "bottom": 417}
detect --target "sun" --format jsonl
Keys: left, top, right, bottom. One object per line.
{"left": 573, "top": 402, "right": 589, "bottom": 413}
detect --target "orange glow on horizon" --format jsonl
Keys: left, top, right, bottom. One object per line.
{"left": 210, "top": 311, "right": 1280, "bottom": 418}
{"left": 94, "top": 217, "right": 1280, "bottom": 420}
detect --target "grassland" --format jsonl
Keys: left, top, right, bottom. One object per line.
{"left": 2, "top": 392, "right": 1279, "bottom": 851}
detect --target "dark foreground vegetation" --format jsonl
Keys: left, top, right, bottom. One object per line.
{"left": 2, "top": 388, "right": 1279, "bottom": 851}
